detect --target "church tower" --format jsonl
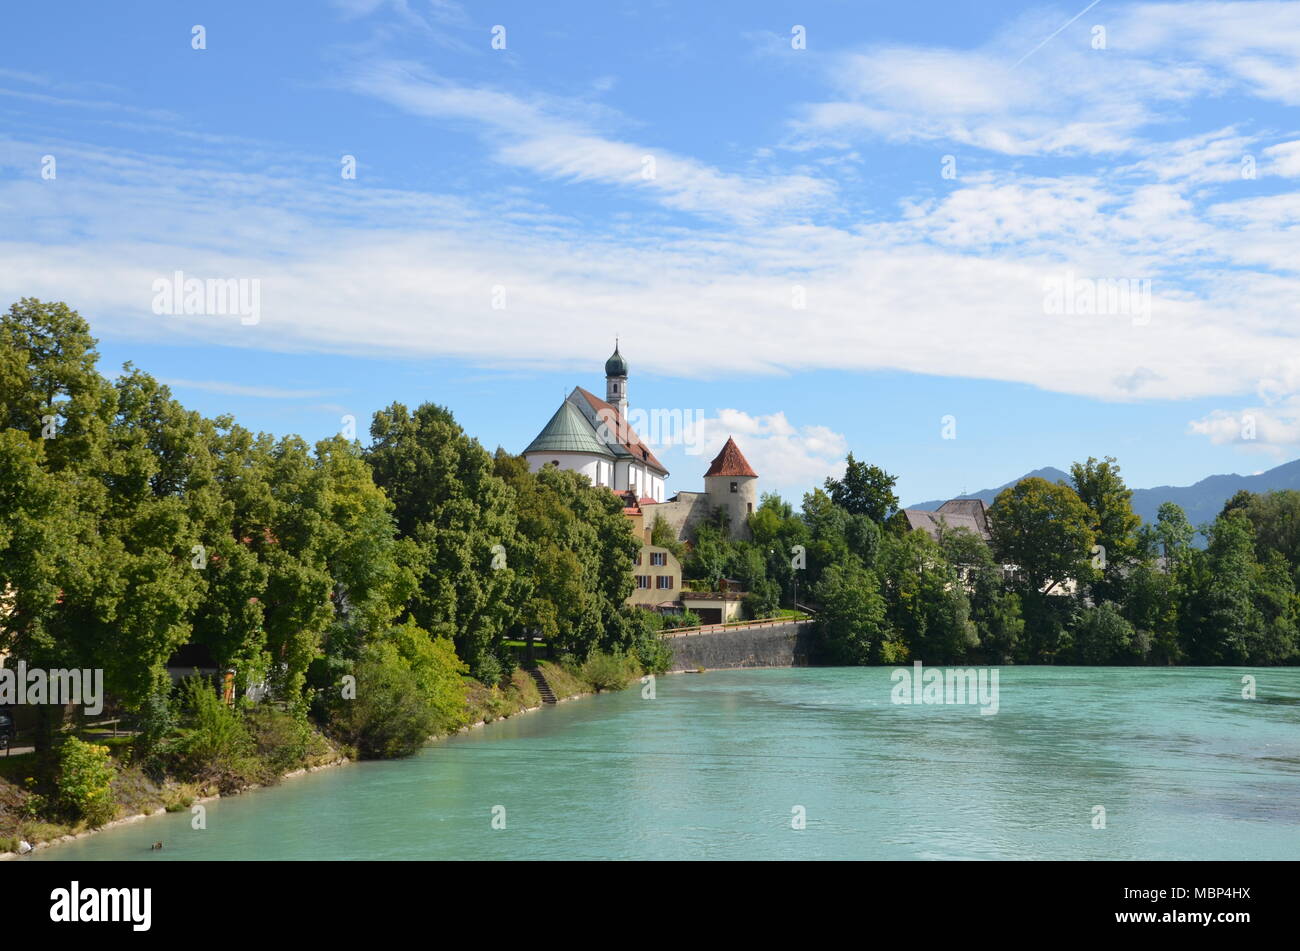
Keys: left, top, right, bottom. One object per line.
{"left": 605, "top": 341, "right": 628, "bottom": 419}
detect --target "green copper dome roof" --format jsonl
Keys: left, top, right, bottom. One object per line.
{"left": 604, "top": 343, "right": 627, "bottom": 377}
{"left": 523, "top": 400, "right": 616, "bottom": 458}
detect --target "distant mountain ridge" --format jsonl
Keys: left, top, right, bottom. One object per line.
{"left": 907, "top": 459, "right": 1300, "bottom": 527}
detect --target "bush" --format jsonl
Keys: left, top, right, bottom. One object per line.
{"left": 1074, "top": 601, "right": 1136, "bottom": 664}
{"left": 57, "top": 737, "right": 117, "bottom": 827}
{"left": 247, "top": 707, "right": 316, "bottom": 776}
{"left": 472, "top": 652, "right": 504, "bottom": 688}
{"left": 134, "top": 690, "right": 176, "bottom": 757}
{"left": 171, "top": 677, "right": 260, "bottom": 791}
{"left": 742, "top": 579, "right": 781, "bottom": 620}
{"left": 578, "top": 652, "right": 639, "bottom": 692}
{"left": 633, "top": 631, "right": 673, "bottom": 675}
{"left": 327, "top": 642, "right": 441, "bottom": 759}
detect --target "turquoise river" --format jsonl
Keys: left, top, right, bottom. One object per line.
{"left": 31, "top": 666, "right": 1300, "bottom": 860}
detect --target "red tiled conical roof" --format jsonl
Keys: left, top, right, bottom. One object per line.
{"left": 704, "top": 436, "right": 757, "bottom": 478}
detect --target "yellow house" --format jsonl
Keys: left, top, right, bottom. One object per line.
{"left": 628, "top": 544, "right": 683, "bottom": 609}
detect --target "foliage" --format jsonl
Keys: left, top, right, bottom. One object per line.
{"left": 326, "top": 642, "right": 442, "bottom": 759}
{"left": 170, "top": 678, "right": 259, "bottom": 790}
{"left": 824, "top": 452, "right": 899, "bottom": 523}
{"left": 1074, "top": 602, "right": 1137, "bottom": 664}
{"left": 813, "top": 561, "right": 892, "bottom": 664}
{"left": 56, "top": 737, "right": 117, "bottom": 827}
{"left": 577, "top": 651, "right": 640, "bottom": 692}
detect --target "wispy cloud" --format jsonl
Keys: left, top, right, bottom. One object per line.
{"left": 348, "top": 61, "right": 835, "bottom": 223}
{"left": 160, "top": 379, "right": 341, "bottom": 399}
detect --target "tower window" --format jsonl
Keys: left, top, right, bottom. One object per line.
{"left": 730, "top": 482, "right": 738, "bottom": 493}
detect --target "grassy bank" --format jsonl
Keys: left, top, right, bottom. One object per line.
{"left": 0, "top": 652, "right": 649, "bottom": 856}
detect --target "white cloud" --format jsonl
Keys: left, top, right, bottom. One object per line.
{"left": 794, "top": 2, "right": 1300, "bottom": 158}
{"left": 10, "top": 0, "right": 1300, "bottom": 450}
{"left": 348, "top": 62, "right": 834, "bottom": 223}
{"left": 1263, "top": 139, "right": 1300, "bottom": 177}
{"left": 1189, "top": 399, "right": 1300, "bottom": 454}
{"left": 679, "top": 410, "right": 848, "bottom": 495}
{"left": 160, "top": 379, "right": 339, "bottom": 399}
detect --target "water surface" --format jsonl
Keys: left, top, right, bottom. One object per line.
{"left": 34, "top": 667, "right": 1300, "bottom": 860}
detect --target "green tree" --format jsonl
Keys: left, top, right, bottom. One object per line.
{"left": 1073, "top": 601, "right": 1137, "bottom": 664}
{"left": 366, "top": 403, "right": 518, "bottom": 679}
{"left": 812, "top": 561, "right": 893, "bottom": 664}
{"left": 824, "top": 452, "right": 899, "bottom": 523}
{"left": 937, "top": 525, "right": 1023, "bottom": 663}
{"left": 1070, "top": 456, "right": 1140, "bottom": 601}
{"left": 989, "top": 477, "right": 1095, "bottom": 597}
{"left": 878, "top": 529, "right": 976, "bottom": 664}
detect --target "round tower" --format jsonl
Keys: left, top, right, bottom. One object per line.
{"left": 703, "top": 436, "right": 758, "bottom": 539}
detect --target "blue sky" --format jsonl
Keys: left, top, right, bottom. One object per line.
{"left": 4, "top": 1, "right": 1300, "bottom": 506}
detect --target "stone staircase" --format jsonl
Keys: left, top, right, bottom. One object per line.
{"left": 526, "top": 666, "right": 558, "bottom": 704}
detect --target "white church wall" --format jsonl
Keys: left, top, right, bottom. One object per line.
{"left": 526, "top": 452, "right": 608, "bottom": 486}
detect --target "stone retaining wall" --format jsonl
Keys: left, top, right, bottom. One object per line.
{"left": 668, "top": 621, "right": 814, "bottom": 671}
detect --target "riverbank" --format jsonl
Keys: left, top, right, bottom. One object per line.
{"left": 0, "top": 660, "right": 606, "bottom": 860}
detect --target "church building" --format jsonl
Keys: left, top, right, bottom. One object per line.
{"left": 522, "top": 345, "right": 758, "bottom": 543}
{"left": 523, "top": 344, "right": 669, "bottom": 502}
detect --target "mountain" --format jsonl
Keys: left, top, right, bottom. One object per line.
{"left": 908, "top": 467, "right": 1071, "bottom": 514}
{"left": 907, "top": 459, "right": 1300, "bottom": 527}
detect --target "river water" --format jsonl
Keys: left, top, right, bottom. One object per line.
{"left": 32, "top": 667, "right": 1300, "bottom": 860}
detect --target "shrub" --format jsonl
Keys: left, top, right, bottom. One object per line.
{"left": 633, "top": 631, "right": 674, "bottom": 675}
{"left": 472, "top": 652, "right": 504, "bottom": 688}
{"left": 385, "top": 620, "right": 471, "bottom": 733}
{"left": 135, "top": 690, "right": 176, "bottom": 757}
{"left": 579, "top": 652, "right": 639, "bottom": 692}
{"left": 57, "top": 737, "right": 117, "bottom": 827}
{"left": 327, "top": 642, "right": 441, "bottom": 759}
{"left": 246, "top": 707, "right": 316, "bottom": 776}
{"left": 172, "top": 677, "right": 260, "bottom": 790}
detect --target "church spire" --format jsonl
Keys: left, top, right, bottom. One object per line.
{"left": 605, "top": 341, "right": 628, "bottom": 418}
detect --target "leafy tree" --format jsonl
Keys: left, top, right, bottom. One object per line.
{"left": 812, "top": 561, "right": 893, "bottom": 664}
{"left": 878, "top": 529, "right": 976, "bottom": 663}
{"left": 824, "top": 452, "right": 899, "bottom": 523}
{"left": 1074, "top": 601, "right": 1137, "bottom": 664}
{"left": 1070, "top": 456, "right": 1140, "bottom": 601}
{"left": 366, "top": 403, "right": 518, "bottom": 679}
{"left": 938, "top": 525, "right": 1023, "bottom": 662}
{"left": 1152, "top": 501, "right": 1195, "bottom": 565}
{"left": 989, "top": 477, "right": 1095, "bottom": 596}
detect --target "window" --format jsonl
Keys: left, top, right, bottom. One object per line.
{"left": 656, "top": 575, "right": 674, "bottom": 590}
{"left": 748, "top": 502, "right": 753, "bottom": 514}
{"left": 636, "top": 575, "right": 651, "bottom": 589}
{"left": 650, "top": 551, "right": 667, "bottom": 566}
{"left": 730, "top": 482, "right": 738, "bottom": 493}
